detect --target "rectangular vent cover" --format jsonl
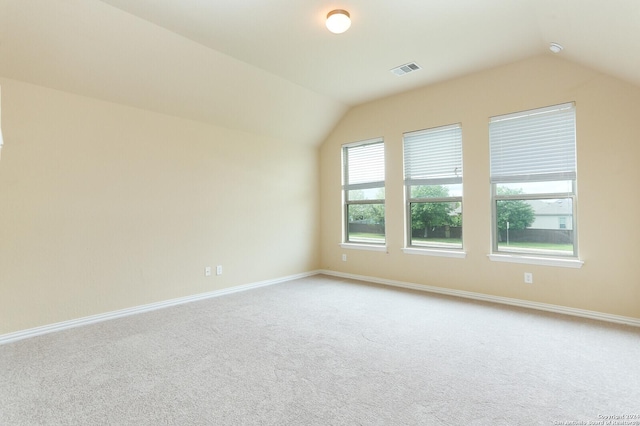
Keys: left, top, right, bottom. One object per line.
{"left": 391, "top": 62, "right": 422, "bottom": 76}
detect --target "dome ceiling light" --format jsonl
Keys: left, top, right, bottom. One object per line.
{"left": 326, "top": 9, "right": 351, "bottom": 34}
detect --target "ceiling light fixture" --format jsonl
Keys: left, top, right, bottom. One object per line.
{"left": 326, "top": 9, "right": 351, "bottom": 34}
{"left": 549, "top": 42, "right": 564, "bottom": 54}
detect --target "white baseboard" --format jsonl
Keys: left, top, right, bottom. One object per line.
{"left": 319, "top": 270, "right": 640, "bottom": 327}
{"left": 3, "top": 269, "right": 637, "bottom": 346}
{"left": 0, "top": 270, "right": 319, "bottom": 345}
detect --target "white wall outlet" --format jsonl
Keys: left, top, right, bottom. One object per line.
{"left": 205, "top": 267, "right": 212, "bottom": 277}
{"left": 524, "top": 272, "right": 533, "bottom": 284}
{"left": 216, "top": 265, "right": 222, "bottom": 275}
{"left": 342, "top": 254, "right": 347, "bottom": 262}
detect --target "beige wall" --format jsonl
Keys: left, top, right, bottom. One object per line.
{"left": 2, "top": 53, "right": 638, "bottom": 336}
{"left": 0, "top": 77, "right": 320, "bottom": 335}
{"left": 320, "top": 55, "right": 640, "bottom": 319}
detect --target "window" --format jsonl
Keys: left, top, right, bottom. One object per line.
{"left": 558, "top": 217, "right": 567, "bottom": 229}
{"left": 404, "top": 124, "right": 462, "bottom": 250}
{"left": 342, "top": 139, "right": 385, "bottom": 245}
{"left": 490, "top": 102, "right": 577, "bottom": 258}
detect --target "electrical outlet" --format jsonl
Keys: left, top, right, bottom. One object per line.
{"left": 524, "top": 272, "right": 533, "bottom": 284}
{"left": 342, "top": 254, "right": 347, "bottom": 262}
{"left": 216, "top": 265, "right": 222, "bottom": 276}
{"left": 205, "top": 267, "right": 212, "bottom": 277}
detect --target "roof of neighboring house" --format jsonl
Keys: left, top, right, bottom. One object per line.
{"left": 529, "top": 199, "right": 572, "bottom": 216}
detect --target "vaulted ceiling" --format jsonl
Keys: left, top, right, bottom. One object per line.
{"left": 0, "top": 0, "right": 638, "bottom": 145}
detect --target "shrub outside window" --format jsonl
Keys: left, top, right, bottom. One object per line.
{"left": 404, "top": 124, "right": 463, "bottom": 250}
{"left": 490, "top": 103, "right": 577, "bottom": 257}
{"left": 342, "top": 139, "right": 385, "bottom": 245}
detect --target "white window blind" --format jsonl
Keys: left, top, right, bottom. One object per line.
{"left": 343, "top": 140, "right": 385, "bottom": 190}
{"left": 490, "top": 102, "right": 576, "bottom": 183}
{"left": 404, "top": 124, "right": 462, "bottom": 186}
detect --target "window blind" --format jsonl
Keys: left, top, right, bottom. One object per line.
{"left": 343, "top": 140, "right": 385, "bottom": 190}
{"left": 404, "top": 124, "right": 462, "bottom": 186}
{"left": 490, "top": 103, "right": 576, "bottom": 183}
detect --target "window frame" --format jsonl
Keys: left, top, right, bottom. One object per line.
{"left": 489, "top": 102, "right": 579, "bottom": 259}
{"left": 403, "top": 123, "right": 463, "bottom": 252}
{"left": 341, "top": 138, "right": 386, "bottom": 247}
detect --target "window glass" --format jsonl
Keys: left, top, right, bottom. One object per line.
{"left": 410, "top": 184, "right": 462, "bottom": 199}
{"left": 496, "top": 198, "right": 573, "bottom": 256}
{"left": 410, "top": 201, "right": 462, "bottom": 249}
{"left": 347, "top": 204, "right": 386, "bottom": 244}
{"left": 496, "top": 181, "right": 573, "bottom": 196}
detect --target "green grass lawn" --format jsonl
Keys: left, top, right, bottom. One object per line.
{"left": 412, "top": 237, "right": 462, "bottom": 244}
{"left": 498, "top": 241, "right": 573, "bottom": 251}
{"left": 350, "top": 234, "right": 463, "bottom": 243}
{"left": 348, "top": 232, "right": 385, "bottom": 243}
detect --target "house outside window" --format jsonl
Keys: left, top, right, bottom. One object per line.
{"left": 403, "top": 124, "right": 463, "bottom": 250}
{"left": 490, "top": 102, "right": 577, "bottom": 258}
{"left": 342, "top": 139, "right": 385, "bottom": 245}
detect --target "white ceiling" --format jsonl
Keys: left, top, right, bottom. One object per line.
{"left": 0, "top": 0, "right": 639, "bottom": 146}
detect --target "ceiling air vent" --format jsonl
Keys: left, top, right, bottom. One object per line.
{"left": 391, "top": 62, "right": 422, "bottom": 76}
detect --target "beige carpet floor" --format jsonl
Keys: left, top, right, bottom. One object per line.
{"left": 1, "top": 275, "right": 639, "bottom": 425}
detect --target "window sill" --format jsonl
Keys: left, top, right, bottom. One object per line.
{"left": 340, "top": 243, "right": 387, "bottom": 253}
{"left": 402, "top": 248, "right": 466, "bottom": 259}
{"left": 488, "top": 254, "right": 584, "bottom": 269}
